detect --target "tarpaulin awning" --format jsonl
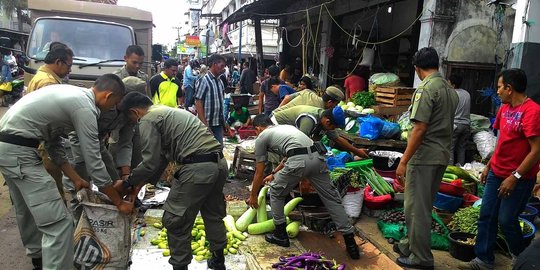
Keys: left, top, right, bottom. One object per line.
{"left": 221, "top": 0, "right": 292, "bottom": 25}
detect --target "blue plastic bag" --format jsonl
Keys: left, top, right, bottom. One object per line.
{"left": 326, "top": 152, "right": 353, "bottom": 171}
{"left": 380, "top": 121, "right": 401, "bottom": 139}
{"left": 358, "top": 115, "right": 384, "bottom": 140}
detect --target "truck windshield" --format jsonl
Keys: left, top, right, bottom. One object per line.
{"left": 27, "top": 18, "right": 133, "bottom": 63}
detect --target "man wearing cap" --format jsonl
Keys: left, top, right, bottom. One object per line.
{"left": 65, "top": 78, "right": 152, "bottom": 221}
{"left": 274, "top": 85, "right": 344, "bottom": 115}
{"left": 246, "top": 114, "right": 360, "bottom": 260}
{"left": 115, "top": 105, "right": 228, "bottom": 270}
{"left": 272, "top": 105, "right": 369, "bottom": 158}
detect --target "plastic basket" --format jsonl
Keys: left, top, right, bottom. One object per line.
{"left": 237, "top": 126, "right": 257, "bottom": 139}
{"left": 231, "top": 94, "right": 252, "bottom": 107}
{"left": 433, "top": 192, "right": 463, "bottom": 213}
{"left": 448, "top": 232, "right": 476, "bottom": 261}
{"left": 520, "top": 205, "right": 539, "bottom": 223}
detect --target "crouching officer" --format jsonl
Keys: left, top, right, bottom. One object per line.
{"left": 115, "top": 105, "right": 228, "bottom": 270}
{"left": 272, "top": 105, "right": 368, "bottom": 158}
{"left": 246, "top": 114, "right": 361, "bottom": 260}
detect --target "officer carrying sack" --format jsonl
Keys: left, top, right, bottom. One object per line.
{"left": 74, "top": 189, "right": 131, "bottom": 269}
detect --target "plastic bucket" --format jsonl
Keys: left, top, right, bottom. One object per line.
{"left": 520, "top": 205, "right": 539, "bottom": 223}
{"left": 448, "top": 232, "right": 476, "bottom": 261}
{"left": 433, "top": 192, "right": 464, "bottom": 213}
{"left": 521, "top": 218, "right": 536, "bottom": 246}
{"left": 368, "top": 151, "right": 402, "bottom": 171}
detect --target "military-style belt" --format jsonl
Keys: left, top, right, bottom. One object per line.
{"left": 182, "top": 152, "right": 224, "bottom": 165}
{"left": 286, "top": 145, "right": 318, "bottom": 157}
{"left": 0, "top": 132, "right": 40, "bottom": 148}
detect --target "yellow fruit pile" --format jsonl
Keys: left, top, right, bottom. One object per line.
{"left": 149, "top": 216, "right": 247, "bottom": 261}
{"left": 149, "top": 222, "right": 170, "bottom": 257}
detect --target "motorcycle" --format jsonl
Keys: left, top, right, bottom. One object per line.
{"left": 0, "top": 77, "right": 24, "bottom": 106}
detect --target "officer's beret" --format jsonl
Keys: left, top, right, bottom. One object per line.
{"left": 325, "top": 86, "right": 344, "bottom": 101}
{"left": 122, "top": 76, "right": 147, "bottom": 94}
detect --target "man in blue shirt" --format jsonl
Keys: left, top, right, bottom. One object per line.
{"left": 182, "top": 60, "right": 200, "bottom": 107}
{"left": 267, "top": 77, "right": 295, "bottom": 101}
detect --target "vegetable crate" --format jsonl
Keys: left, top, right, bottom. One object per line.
{"left": 231, "top": 146, "right": 256, "bottom": 180}
{"left": 375, "top": 87, "right": 414, "bottom": 106}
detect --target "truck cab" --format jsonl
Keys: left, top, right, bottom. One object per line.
{"left": 25, "top": 17, "right": 135, "bottom": 87}
{"left": 25, "top": 0, "right": 153, "bottom": 88}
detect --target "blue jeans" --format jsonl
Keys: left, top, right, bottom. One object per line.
{"left": 475, "top": 170, "right": 535, "bottom": 264}
{"left": 184, "top": 85, "right": 195, "bottom": 107}
{"left": 210, "top": 125, "right": 224, "bottom": 145}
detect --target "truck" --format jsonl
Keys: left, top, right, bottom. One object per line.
{"left": 24, "top": 0, "right": 153, "bottom": 87}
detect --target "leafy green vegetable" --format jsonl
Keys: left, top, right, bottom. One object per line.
{"left": 351, "top": 91, "right": 376, "bottom": 108}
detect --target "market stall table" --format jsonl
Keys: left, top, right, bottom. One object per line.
{"left": 342, "top": 133, "right": 407, "bottom": 150}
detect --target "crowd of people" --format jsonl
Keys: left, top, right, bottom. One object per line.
{"left": 0, "top": 40, "right": 539, "bottom": 270}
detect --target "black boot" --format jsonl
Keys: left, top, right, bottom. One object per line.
{"left": 173, "top": 266, "right": 187, "bottom": 270}
{"left": 31, "top": 258, "right": 42, "bottom": 270}
{"left": 265, "top": 223, "right": 290, "bottom": 247}
{"left": 343, "top": 233, "right": 360, "bottom": 260}
{"left": 207, "top": 249, "right": 225, "bottom": 270}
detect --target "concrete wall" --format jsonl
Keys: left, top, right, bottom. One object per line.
{"left": 415, "top": 0, "right": 515, "bottom": 86}
{"left": 444, "top": 0, "right": 514, "bottom": 63}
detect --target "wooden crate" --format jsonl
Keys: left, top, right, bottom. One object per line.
{"left": 231, "top": 146, "right": 256, "bottom": 180}
{"left": 375, "top": 87, "right": 415, "bottom": 106}
{"left": 372, "top": 104, "right": 409, "bottom": 121}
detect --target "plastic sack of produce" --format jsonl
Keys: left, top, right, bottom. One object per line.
{"left": 369, "top": 73, "right": 400, "bottom": 86}
{"left": 397, "top": 111, "right": 412, "bottom": 131}
{"left": 380, "top": 121, "right": 401, "bottom": 139}
{"left": 473, "top": 130, "right": 497, "bottom": 160}
{"left": 358, "top": 115, "right": 384, "bottom": 140}
{"left": 74, "top": 189, "right": 131, "bottom": 269}
{"left": 470, "top": 114, "right": 491, "bottom": 134}
{"left": 326, "top": 152, "right": 353, "bottom": 171}
{"left": 377, "top": 208, "right": 450, "bottom": 250}
{"left": 343, "top": 189, "right": 364, "bottom": 218}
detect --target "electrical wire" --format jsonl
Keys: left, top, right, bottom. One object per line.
{"left": 249, "top": 0, "right": 336, "bottom": 17}
{"left": 323, "top": 0, "right": 433, "bottom": 45}
{"left": 281, "top": 26, "right": 305, "bottom": 48}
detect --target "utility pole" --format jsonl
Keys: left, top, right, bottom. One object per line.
{"left": 206, "top": 27, "right": 210, "bottom": 60}
{"left": 238, "top": 21, "right": 243, "bottom": 65}
{"left": 173, "top": 26, "right": 182, "bottom": 42}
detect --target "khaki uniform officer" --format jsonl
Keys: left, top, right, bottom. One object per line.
{"left": 119, "top": 106, "right": 227, "bottom": 270}
{"left": 0, "top": 74, "right": 128, "bottom": 270}
{"left": 394, "top": 47, "right": 458, "bottom": 269}
{"left": 272, "top": 105, "right": 368, "bottom": 158}
{"left": 246, "top": 115, "right": 360, "bottom": 259}
{"left": 111, "top": 45, "right": 150, "bottom": 168}
{"left": 273, "top": 85, "right": 344, "bottom": 114}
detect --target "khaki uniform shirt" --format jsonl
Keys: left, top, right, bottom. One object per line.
{"left": 130, "top": 106, "right": 223, "bottom": 186}
{"left": 274, "top": 105, "right": 340, "bottom": 140}
{"left": 113, "top": 65, "right": 150, "bottom": 96}
{"left": 409, "top": 71, "right": 458, "bottom": 165}
{"left": 255, "top": 125, "right": 314, "bottom": 162}
{"left": 0, "top": 85, "right": 113, "bottom": 186}
{"left": 274, "top": 105, "right": 322, "bottom": 127}
{"left": 273, "top": 89, "right": 324, "bottom": 114}
{"left": 26, "top": 65, "right": 62, "bottom": 92}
